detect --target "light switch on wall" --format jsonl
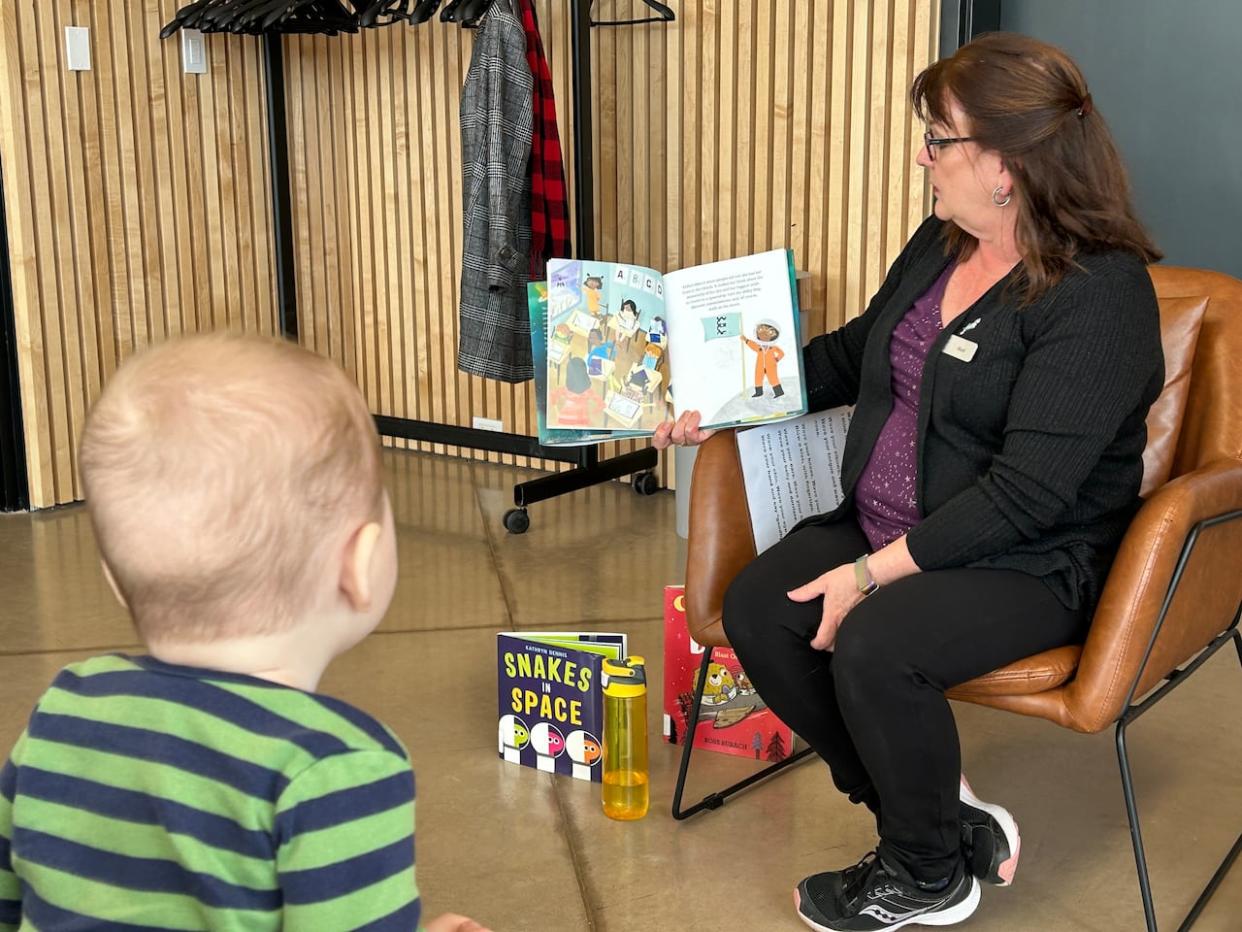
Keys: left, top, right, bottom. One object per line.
{"left": 182, "top": 28, "right": 208, "bottom": 75}
{"left": 65, "top": 26, "right": 91, "bottom": 72}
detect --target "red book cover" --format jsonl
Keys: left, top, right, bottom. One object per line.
{"left": 662, "top": 585, "right": 794, "bottom": 762}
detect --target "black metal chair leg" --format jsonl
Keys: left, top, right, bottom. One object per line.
{"left": 671, "top": 647, "right": 815, "bottom": 820}
{"left": 1179, "top": 833, "right": 1242, "bottom": 931}
{"left": 1176, "top": 628, "right": 1242, "bottom": 931}
{"left": 1116, "top": 718, "right": 1159, "bottom": 931}
{"left": 1114, "top": 626, "right": 1242, "bottom": 931}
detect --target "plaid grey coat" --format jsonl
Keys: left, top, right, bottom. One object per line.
{"left": 458, "top": 6, "right": 534, "bottom": 382}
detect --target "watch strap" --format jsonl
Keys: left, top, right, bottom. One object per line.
{"left": 854, "top": 554, "right": 878, "bottom": 596}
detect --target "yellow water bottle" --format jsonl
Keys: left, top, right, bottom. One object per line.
{"left": 601, "top": 656, "right": 649, "bottom": 821}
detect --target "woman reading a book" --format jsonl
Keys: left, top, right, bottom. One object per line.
{"left": 654, "top": 33, "right": 1163, "bottom": 932}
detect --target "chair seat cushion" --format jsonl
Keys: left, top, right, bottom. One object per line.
{"left": 947, "top": 645, "right": 1082, "bottom": 698}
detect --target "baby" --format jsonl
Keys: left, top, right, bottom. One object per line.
{"left": 0, "top": 333, "right": 486, "bottom": 932}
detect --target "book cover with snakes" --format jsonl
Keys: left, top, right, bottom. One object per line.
{"left": 497, "top": 632, "right": 627, "bottom": 782}
{"left": 662, "top": 586, "right": 795, "bottom": 762}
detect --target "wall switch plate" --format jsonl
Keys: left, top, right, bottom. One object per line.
{"left": 182, "top": 28, "right": 208, "bottom": 74}
{"left": 472, "top": 416, "right": 504, "bottom": 433}
{"left": 65, "top": 27, "right": 91, "bottom": 72}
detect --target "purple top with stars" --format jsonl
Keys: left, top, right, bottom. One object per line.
{"left": 855, "top": 263, "right": 955, "bottom": 552}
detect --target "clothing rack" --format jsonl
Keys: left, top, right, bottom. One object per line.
{"left": 261, "top": 1, "right": 663, "bottom": 534}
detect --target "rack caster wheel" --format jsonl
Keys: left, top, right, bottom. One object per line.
{"left": 632, "top": 471, "right": 660, "bottom": 496}
{"left": 503, "top": 508, "right": 530, "bottom": 534}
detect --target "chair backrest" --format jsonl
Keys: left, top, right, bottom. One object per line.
{"left": 1152, "top": 267, "right": 1242, "bottom": 475}
{"left": 1138, "top": 288, "right": 1207, "bottom": 496}
{"left": 1064, "top": 266, "right": 1242, "bottom": 731}
{"left": 685, "top": 430, "right": 754, "bottom": 648}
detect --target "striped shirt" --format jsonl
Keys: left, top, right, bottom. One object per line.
{"left": 0, "top": 654, "right": 421, "bottom": 930}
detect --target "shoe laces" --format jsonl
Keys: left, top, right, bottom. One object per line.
{"left": 841, "top": 850, "right": 882, "bottom": 903}
{"left": 846, "top": 853, "right": 924, "bottom": 911}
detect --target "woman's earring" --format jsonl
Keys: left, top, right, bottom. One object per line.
{"left": 992, "top": 185, "right": 1012, "bottom": 207}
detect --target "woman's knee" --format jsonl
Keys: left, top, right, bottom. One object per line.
{"left": 832, "top": 606, "right": 905, "bottom": 691}
{"left": 721, "top": 553, "right": 802, "bottom": 655}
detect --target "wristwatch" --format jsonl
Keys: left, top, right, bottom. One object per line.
{"left": 853, "top": 554, "right": 878, "bottom": 597}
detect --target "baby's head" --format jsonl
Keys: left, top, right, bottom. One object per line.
{"left": 80, "top": 333, "right": 394, "bottom": 658}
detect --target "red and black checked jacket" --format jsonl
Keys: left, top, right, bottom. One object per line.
{"left": 517, "top": 0, "right": 571, "bottom": 277}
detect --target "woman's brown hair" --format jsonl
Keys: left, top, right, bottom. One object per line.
{"left": 912, "top": 32, "right": 1161, "bottom": 302}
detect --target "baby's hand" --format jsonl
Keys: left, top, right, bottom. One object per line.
{"left": 425, "top": 913, "right": 493, "bottom": 932}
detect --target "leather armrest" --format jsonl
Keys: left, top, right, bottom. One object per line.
{"left": 684, "top": 430, "right": 755, "bottom": 648}
{"left": 1062, "top": 457, "right": 1242, "bottom": 733}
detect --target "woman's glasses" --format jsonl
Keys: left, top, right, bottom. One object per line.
{"left": 923, "top": 130, "right": 975, "bottom": 161}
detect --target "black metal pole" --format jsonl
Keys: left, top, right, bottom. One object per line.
{"left": 565, "top": 1, "right": 629, "bottom": 478}
{"left": 0, "top": 157, "right": 30, "bottom": 511}
{"left": 570, "top": 0, "right": 593, "bottom": 261}
{"left": 263, "top": 33, "right": 299, "bottom": 339}
{"left": 1116, "top": 722, "right": 1158, "bottom": 931}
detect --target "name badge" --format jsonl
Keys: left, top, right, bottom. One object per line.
{"left": 943, "top": 335, "right": 978, "bottom": 362}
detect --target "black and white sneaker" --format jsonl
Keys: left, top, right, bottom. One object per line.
{"left": 959, "top": 775, "right": 1021, "bottom": 886}
{"left": 794, "top": 852, "right": 980, "bottom": 931}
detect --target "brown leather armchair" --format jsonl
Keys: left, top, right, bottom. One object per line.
{"left": 675, "top": 266, "right": 1242, "bottom": 931}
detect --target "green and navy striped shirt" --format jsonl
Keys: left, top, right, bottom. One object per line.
{"left": 0, "top": 654, "right": 420, "bottom": 930}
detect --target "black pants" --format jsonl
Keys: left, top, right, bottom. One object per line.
{"left": 722, "top": 519, "right": 1087, "bottom": 882}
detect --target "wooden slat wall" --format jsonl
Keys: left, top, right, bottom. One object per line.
{"left": 0, "top": 0, "right": 938, "bottom": 506}
{"left": 0, "top": 1, "right": 277, "bottom": 508}
{"left": 285, "top": 13, "right": 553, "bottom": 468}
{"left": 285, "top": 0, "right": 939, "bottom": 487}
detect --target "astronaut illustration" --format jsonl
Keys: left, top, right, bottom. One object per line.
{"left": 565, "top": 730, "right": 602, "bottom": 781}
{"left": 742, "top": 319, "right": 786, "bottom": 398}
{"left": 529, "top": 722, "right": 567, "bottom": 773}
{"left": 498, "top": 714, "right": 530, "bottom": 764}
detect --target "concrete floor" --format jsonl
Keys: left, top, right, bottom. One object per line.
{"left": 2, "top": 448, "right": 1239, "bottom": 931}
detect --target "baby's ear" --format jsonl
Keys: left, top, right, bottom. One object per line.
{"left": 339, "top": 520, "right": 382, "bottom": 612}
{"left": 100, "top": 559, "right": 129, "bottom": 610}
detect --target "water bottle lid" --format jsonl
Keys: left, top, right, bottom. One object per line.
{"left": 601, "top": 656, "right": 647, "bottom": 697}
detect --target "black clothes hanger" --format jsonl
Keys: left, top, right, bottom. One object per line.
{"left": 263, "top": 0, "right": 358, "bottom": 33}
{"left": 358, "top": 0, "right": 440, "bottom": 27}
{"left": 409, "top": 0, "right": 444, "bottom": 24}
{"left": 159, "top": 0, "right": 223, "bottom": 38}
{"left": 438, "top": 0, "right": 673, "bottom": 31}
{"left": 591, "top": 0, "right": 674, "bottom": 28}
{"left": 441, "top": 0, "right": 510, "bottom": 28}
{"left": 438, "top": 0, "right": 469, "bottom": 22}
{"left": 162, "top": 0, "right": 395, "bottom": 37}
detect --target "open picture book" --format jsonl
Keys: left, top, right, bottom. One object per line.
{"left": 532, "top": 249, "right": 807, "bottom": 443}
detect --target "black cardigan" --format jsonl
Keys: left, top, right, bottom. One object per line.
{"left": 802, "top": 216, "right": 1164, "bottom": 611}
